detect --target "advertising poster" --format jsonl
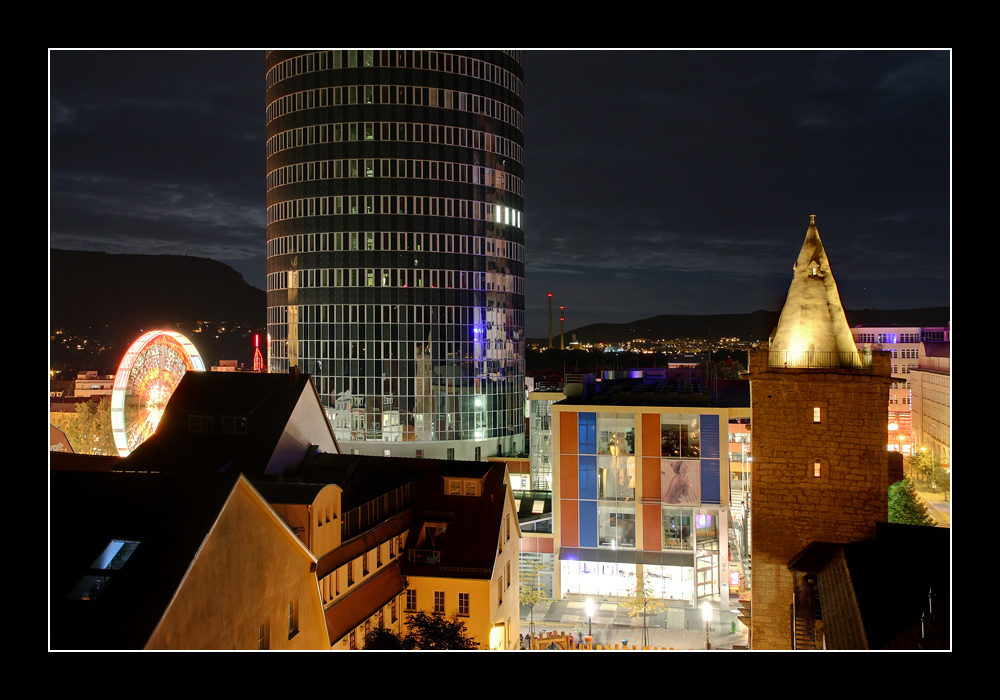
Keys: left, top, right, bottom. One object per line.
{"left": 660, "top": 459, "right": 701, "bottom": 504}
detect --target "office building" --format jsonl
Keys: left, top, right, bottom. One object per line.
{"left": 549, "top": 370, "right": 750, "bottom": 604}
{"left": 850, "top": 323, "right": 950, "bottom": 461}
{"left": 265, "top": 50, "right": 526, "bottom": 460}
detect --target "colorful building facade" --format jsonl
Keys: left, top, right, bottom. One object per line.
{"left": 551, "top": 395, "right": 749, "bottom": 606}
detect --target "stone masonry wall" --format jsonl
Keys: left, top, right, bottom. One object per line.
{"left": 748, "top": 349, "right": 891, "bottom": 649}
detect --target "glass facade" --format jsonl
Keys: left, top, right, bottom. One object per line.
{"left": 556, "top": 407, "right": 730, "bottom": 605}
{"left": 265, "top": 51, "right": 525, "bottom": 453}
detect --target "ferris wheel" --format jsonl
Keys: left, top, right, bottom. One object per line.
{"left": 111, "top": 330, "right": 205, "bottom": 457}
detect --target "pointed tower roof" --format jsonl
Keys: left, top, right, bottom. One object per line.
{"left": 769, "top": 216, "right": 859, "bottom": 366}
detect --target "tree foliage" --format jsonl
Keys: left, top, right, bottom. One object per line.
{"left": 888, "top": 478, "right": 935, "bottom": 526}
{"left": 622, "top": 567, "right": 667, "bottom": 646}
{"left": 63, "top": 397, "right": 115, "bottom": 455}
{"left": 404, "top": 611, "right": 479, "bottom": 649}
{"left": 362, "top": 626, "right": 406, "bottom": 650}
{"left": 519, "top": 557, "right": 548, "bottom": 638}
{"left": 909, "top": 449, "right": 941, "bottom": 483}
{"left": 363, "top": 611, "right": 479, "bottom": 650}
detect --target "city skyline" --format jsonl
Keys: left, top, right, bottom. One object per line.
{"left": 49, "top": 49, "right": 951, "bottom": 336}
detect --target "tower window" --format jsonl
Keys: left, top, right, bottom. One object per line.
{"left": 813, "top": 462, "right": 822, "bottom": 478}
{"left": 813, "top": 407, "right": 821, "bottom": 423}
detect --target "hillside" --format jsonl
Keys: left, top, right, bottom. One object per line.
{"left": 538, "top": 307, "right": 951, "bottom": 345}
{"left": 49, "top": 249, "right": 265, "bottom": 370}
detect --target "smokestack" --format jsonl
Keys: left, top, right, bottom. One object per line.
{"left": 560, "top": 306, "right": 565, "bottom": 351}
{"left": 547, "top": 293, "right": 553, "bottom": 349}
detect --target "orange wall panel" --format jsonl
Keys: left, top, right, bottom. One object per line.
{"left": 643, "top": 503, "right": 662, "bottom": 552}
{"left": 642, "top": 457, "right": 661, "bottom": 502}
{"left": 560, "top": 500, "right": 578, "bottom": 548}
{"left": 559, "top": 412, "right": 578, "bottom": 454}
{"left": 641, "top": 413, "right": 660, "bottom": 457}
{"left": 559, "top": 455, "right": 578, "bottom": 499}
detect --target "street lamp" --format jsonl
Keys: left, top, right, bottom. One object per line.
{"left": 585, "top": 598, "right": 594, "bottom": 644}
{"left": 702, "top": 601, "right": 712, "bottom": 650}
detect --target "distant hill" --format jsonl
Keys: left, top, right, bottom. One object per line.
{"left": 49, "top": 250, "right": 265, "bottom": 370}
{"left": 535, "top": 307, "right": 951, "bottom": 345}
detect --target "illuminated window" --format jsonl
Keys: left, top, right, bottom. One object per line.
{"left": 814, "top": 462, "right": 822, "bottom": 478}
{"left": 813, "top": 407, "right": 821, "bottom": 423}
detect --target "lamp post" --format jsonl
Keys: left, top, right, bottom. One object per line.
{"left": 585, "top": 598, "right": 594, "bottom": 645}
{"left": 702, "top": 601, "right": 712, "bottom": 650}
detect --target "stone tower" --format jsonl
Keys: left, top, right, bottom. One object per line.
{"left": 747, "top": 216, "right": 891, "bottom": 650}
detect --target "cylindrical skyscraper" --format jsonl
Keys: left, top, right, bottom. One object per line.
{"left": 265, "top": 50, "right": 525, "bottom": 459}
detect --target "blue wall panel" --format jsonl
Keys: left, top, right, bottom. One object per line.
{"left": 579, "top": 455, "right": 598, "bottom": 500}
{"left": 701, "top": 414, "right": 720, "bottom": 459}
{"left": 579, "top": 500, "right": 597, "bottom": 548}
{"left": 579, "top": 413, "right": 596, "bottom": 455}
{"left": 701, "top": 459, "right": 720, "bottom": 504}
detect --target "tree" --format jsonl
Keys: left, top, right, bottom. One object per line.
{"left": 362, "top": 625, "right": 406, "bottom": 650}
{"left": 888, "top": 478, "right": 935, "bottom": 526}
{"left": 360, "top": 612, "right": 479, "bottom": 650}
{"left": 519, "top": 556, "right": 548, "bottom": 640}
{"left": 909, "top": 448, "right": 941, "bottom": 486}
{"left": 63, "top": 397, "right": 115, "bottom": 455}
{"left": 934, "top": 468, "right": 950, "bottom": 502}
{"left": 621, "top": 566, "right": 667, "bottom": 647}
{"left": 402, "top": 611, "right": 480, "bottom": 649}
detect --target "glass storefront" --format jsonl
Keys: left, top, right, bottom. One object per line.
{"left": 561, "top": 561, "right": 695, "bottom": 602}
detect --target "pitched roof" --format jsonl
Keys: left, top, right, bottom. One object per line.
{"left": 119, "top": 370, "right": 326, "bottom": 476}
{"left": 323, "top": 561, "right": 407, "bottom": 645}
{"left": 291, "top": 453, "right": 508, "bottom": 579}
{"left": 770, "top": 216, "right": 859, "bottom": 358}
{"left": 789, "top": 522, "right": 950, "bottom": 649}
{"left": 50, "top": 470, "right": 242, "bottom": 649}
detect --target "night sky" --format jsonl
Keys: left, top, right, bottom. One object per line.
{"left": 49, "top": 50, "right": 951, "bottom": 337}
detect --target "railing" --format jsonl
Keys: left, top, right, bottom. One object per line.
{"left": 341, "top": 481, "right": 416, "bottom": 541}
{"left": 408, "top": 549, "right": 441, "bottom": 565}
{"left": 767, "top": 350, "right": 872, "bottom": 369}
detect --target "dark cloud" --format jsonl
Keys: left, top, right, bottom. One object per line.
{"left": 49, "top": 49, "right": 950, "bottom": 337}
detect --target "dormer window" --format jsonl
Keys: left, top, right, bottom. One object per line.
{"left": 67, "top": 539, "right": 140, "bottom": 600}
{"left": 221, "top": 416, "right": 247, "bottom": 434}
{"left": 189, "top": 415, "right": 213, "bottom": 433}
{"left": 807, "top": 259, "right": 822, "bottom": 278}
{"left": 445, "top": 478, "right": 480, "bottom": 496}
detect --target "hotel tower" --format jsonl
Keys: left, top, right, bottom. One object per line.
{"left": 265, "top": 51, "right": 526, "bottom": 459}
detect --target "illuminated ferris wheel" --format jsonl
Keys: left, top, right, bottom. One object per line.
{"left": 111, "top": 330, "right": 205, "bottom": 457}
